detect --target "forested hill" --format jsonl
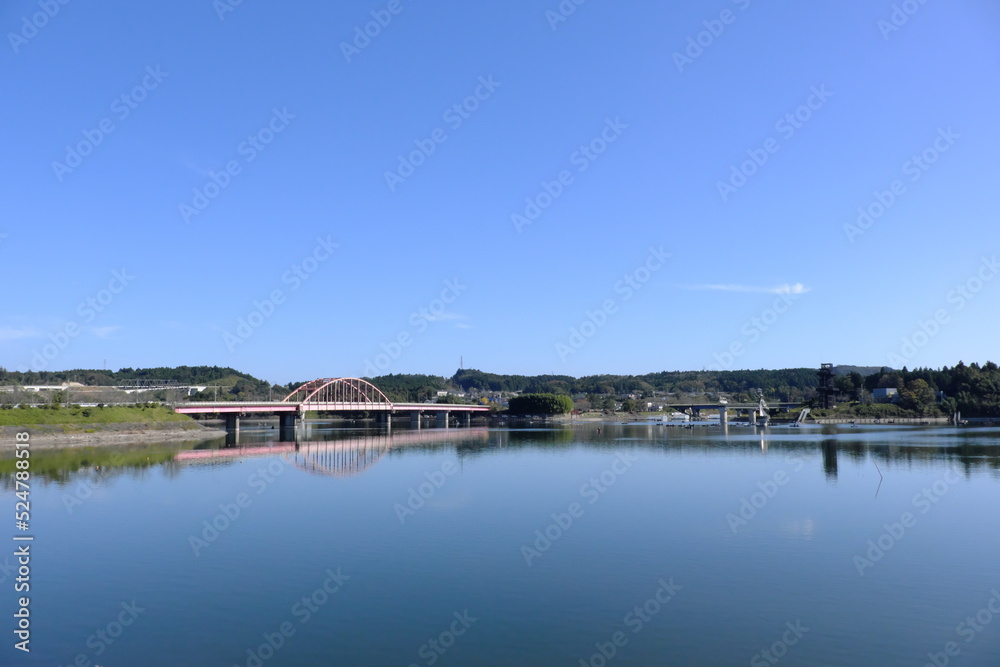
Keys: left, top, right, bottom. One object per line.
{"left": 3, "top": 363, "right": 998, "bottom": 416}
{"left": 449, "top": 363, "right": 1000, "bottom": 416}
{"left": 0, "top": 366, "right": 277, "bottom": 400}
{"left": 451, "top": 368, "right": 822, "bottom": 402}
{"left": 1, "top": 365, "right": 825, "bottom": 403}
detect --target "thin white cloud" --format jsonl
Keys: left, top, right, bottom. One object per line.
{"left": 179, "top": 159, "right": 212, "bottom": 177}
{"left": 0, "top": 326, "right": 39, "bottom": 342}
{"left": 455, "top": 322, "right": 473, "bottom": 329}
{"left": 91, "top": 326, "right": 121, "bottom": 339}
{"left": 680, "top": 283, "right": 811, "bottom": 295}
{"left": 420, "top": 312, "right": 467, "bottom": 323}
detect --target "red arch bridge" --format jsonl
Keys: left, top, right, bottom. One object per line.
{"left": 173, "top": 377, "right": 489, "bottom": 431}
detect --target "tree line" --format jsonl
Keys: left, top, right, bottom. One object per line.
{"left": 4, "top": 362, "right": 998, "bottom": 417}
{"left": 452, "top": 367, "right": 824, "bottom": 403}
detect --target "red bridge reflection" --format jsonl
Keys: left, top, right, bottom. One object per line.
{"left": 175, "top": 428, "right": 491, "bottom": 478}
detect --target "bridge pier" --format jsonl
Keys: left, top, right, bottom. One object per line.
{"left": 225, "top": 414, "right": 240, "bottom": 432}
{"left": 376, "top": 411, "right": 393, "bottom": 430}
{"left": 460, "top": 412, "right": 471, "bottom": 428}
{"left": 279, "top": 413, "right": 300, "bottom": 431}
{"left": 436, "top": 411, "right": 450, "bottom": 428}
{"left": 410, "top": 412, "right": 421, "bottom": 429}
{"left": 279, "top": 413, "right": 301, "bottom": 441}
{"left": 720, "top": 406, "right": 728, "bottom": 425}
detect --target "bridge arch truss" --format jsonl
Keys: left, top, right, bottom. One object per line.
{"left": 282, "top": 377, "right": 394, "bottom": 411}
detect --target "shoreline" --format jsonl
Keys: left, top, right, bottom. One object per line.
{"left": 0, "top": 413, "right": 975, "bottom": 451}
{"left": 0, "top": 422, "right": 227, "bottom": 450}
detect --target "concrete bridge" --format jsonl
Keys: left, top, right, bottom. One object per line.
{"left": 665, "top": 402, "right": 801, "bottom": 423}
{"left": 173, "top": 377, "right": 489, "bottom": 432}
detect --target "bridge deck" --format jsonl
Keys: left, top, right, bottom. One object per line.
{"left": 174, "top": 401, "right": 489, "bottom": 415}
{"left": 667, "top": 403, "right": 800, "bottom": 409}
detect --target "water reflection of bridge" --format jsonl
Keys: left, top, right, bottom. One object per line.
{"left": 174, "top": 428, "right": 491, "bottom": 478}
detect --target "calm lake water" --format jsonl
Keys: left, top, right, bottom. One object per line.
{"left": 4, "top": 423, "right": 1000, "bottom": 666}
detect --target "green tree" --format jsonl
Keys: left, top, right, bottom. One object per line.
{"left": 940, "top": 396, "right": 958, "bottom": 418}
{"left": 507, "top": 393, "right": 573, "bottom": 415}
{"left": 835, "top": 375, "right": 855, "bottom": 400}
{"left": 899, "top": 379, "right": 936, "bottom": 415}
{"left": 621, "top": 398, "right": 638, "bottom": 412}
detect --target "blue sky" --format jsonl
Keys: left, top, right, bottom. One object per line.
{"left": 2, "top": 0, "right": 998, "bottom": 384}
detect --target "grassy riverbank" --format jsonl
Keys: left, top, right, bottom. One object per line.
{"left": 0, "top": 404, "right": 191, "bottom": 426}
{"left": 0, "top": 404, "right": 223, "bottom": 450}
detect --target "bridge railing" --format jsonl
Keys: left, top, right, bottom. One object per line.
{"left": 179, "top": 401, "right": 291, "bottom": 406}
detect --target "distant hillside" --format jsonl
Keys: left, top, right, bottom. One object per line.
{"left": 452, "top": 367, "right": 821, "bottom": 403}
{"left": 4, "top": 362, "right": 996, "bottom": 417}
{"left": 363, "top": 374, "right": 452, "bottom": 403}
{"left": 833, "top": 365, "right": 891, "bottom": 376}
{"left": 0, "top": 366, "right": 282, "bottom": 402}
